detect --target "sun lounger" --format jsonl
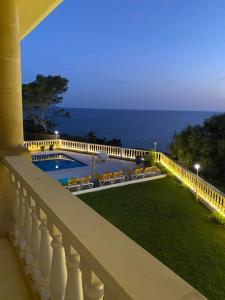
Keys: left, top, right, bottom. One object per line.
{"left": 97, "top": 172, "right": 115, "bottom": 186}
{"left": 79, "top": 176, "right": 94, "bottom": 190}
{"left": 144, "top": 167, "right": 155, "bottom": 177}
{"left": 66, "top": 178, "right": 81, "bottom": 191}
{"left": 130, "top": 168, "right": 145, "bottom": 179}
{"left": 113, "top": 170, "right": 125, "bottom": 183}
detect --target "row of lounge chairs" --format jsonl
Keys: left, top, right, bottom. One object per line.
{"left": 125, "top": 166, "right": 160, "bottom": 180}
{"left": 64, "top": 176, "right": 94, "bottom": 191}
{"left": 62, "top": 166, "right": 161, "bottom": 191}
{"left": 96, "top": 171, "right": 125, "bottom": 186}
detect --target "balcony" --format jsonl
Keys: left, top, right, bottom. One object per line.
{"left": 0, "top": 1, "right": 219, "bottom": 299}
{"left": 0, "top": 142, "right": 208, "bottom": 300}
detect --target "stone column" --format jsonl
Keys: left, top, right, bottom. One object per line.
{"left": 0, "top": 0, "right": 29, "bottom": 236}
{"left": 0, "top": 0, "right": 24, "bottom": 149}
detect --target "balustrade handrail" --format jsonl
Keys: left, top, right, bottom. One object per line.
{"left": 160, "top": 153, "right": 225, "bottom": 213}
{"left": 161, "top": 153, "right": 225, "bottom": 195}
{"left": 3, "top": 155, "right": 205, "bottom": 299}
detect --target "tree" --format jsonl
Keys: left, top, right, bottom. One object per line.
{"left": 169, "top": 113, "right": 225, "bottom": 181}
{"left": 23, "top": 75, "right": 70, "bottom": 132}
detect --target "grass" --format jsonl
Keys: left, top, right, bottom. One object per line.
{"left": 79, "top": 176, "right": 225, "bottom": 300}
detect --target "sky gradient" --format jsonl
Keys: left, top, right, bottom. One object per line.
{"left": 21, "top": 0, "right": 225, "bottom": 111}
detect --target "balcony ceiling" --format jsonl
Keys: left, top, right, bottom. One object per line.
{"left": 18, "top": 0, "right": 63, "bottom": 40}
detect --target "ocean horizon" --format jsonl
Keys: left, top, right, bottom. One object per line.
{"left": 58, "top": 108, "right": 217, "bottom": 152}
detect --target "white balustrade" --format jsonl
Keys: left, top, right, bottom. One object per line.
{"left": 23, "top": 191, "right": 32, "bottom": 270}
{"left": 10, "top": 175, "right": 20, "bottom": 246}
{"left": 64, "top": 246, "right": 84, "bottom": 300}
{"left": 18, "top": 187, "right": 26, "bottom": 258}
{"left": 3, "top": 154, "right": 206, "bottom": 300}
{"left": 30, "top": 203, "right": 41, "bottom": 282}
{"left": 38, "top": 214, "right": 52, "bottom": 300}
{"left": 49, "top": 231, "right": 67, "bottom": 300}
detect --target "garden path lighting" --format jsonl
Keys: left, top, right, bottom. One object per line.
{"left": 55, "top": 130, "right": 59, "bottom": 139}
{"left": 154, "top": 141, "right": 157, "bottom": 164}
{"left": 194, "top": 163, "right": 200, "bottom": 200}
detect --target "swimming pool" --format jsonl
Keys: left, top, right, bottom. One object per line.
{"left": 32, "top": 153, "right": 87, "bottom": 172}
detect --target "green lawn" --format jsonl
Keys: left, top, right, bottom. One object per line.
{"left": 79, "top": 176, "right": 225, "bottom": 300}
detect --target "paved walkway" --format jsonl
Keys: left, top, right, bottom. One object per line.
{"left": 0, "top": 238, "right": 32, "bottom": 300}
{"left": 34, "top": 150, "right": 137, "bottom": 180}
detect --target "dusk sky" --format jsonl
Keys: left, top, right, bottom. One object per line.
{"left": 21, "top": 0, "right": 225, "bottom": 111}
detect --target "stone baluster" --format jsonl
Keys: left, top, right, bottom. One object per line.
{"left": 30, "top": 202, "right": 41, "bottom": 283}
{"left": 10, "top": 176, "right": 20, "bottom": 246}
{"left": 87, "top": 143, "right": 90, "bottom": 153}
{"left": 82, "top": 262, "right": 104, "bottom": 300}
{"left": 49, "top": 227, "right": 67, "bottom": 300}
{"left": 121, "top": 148, "right": 125, "bottom": 158}
{"left": 23, "top": 191, "right": 33, "bottom": 271}
{"left": 38, "top": 213, "right": 52, "bottom": 300}
{"left": 85, "top": 279, "right": 104, "bottom": 300}
{"left": 18, "top": 186, "right": 26, "bottom": 258}
{"left": 64, "top": 244, "right": 84, "bottom": 300}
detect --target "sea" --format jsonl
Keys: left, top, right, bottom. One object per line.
{"left": 57, "top": 108, "right": 217, "bottom": 152}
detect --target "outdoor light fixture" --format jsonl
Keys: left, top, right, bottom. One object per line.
{"left": 194, "top": 163, "right": 200, "bottom": 200}
{"left": 55, "top": 130, "right": 59, "bottom": 139}
{"left": 194, "top": 163, "right": 200, "bottom": 173}
{"left": 153, "top": 141, "right": 157, "bottom": 165}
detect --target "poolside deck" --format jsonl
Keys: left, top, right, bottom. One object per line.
{"left": 32, "top": 150, "right": 137, "bottom": 180}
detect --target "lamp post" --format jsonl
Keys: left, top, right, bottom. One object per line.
{"left": 54, "top": 130, "right": 59, "bottom": 140}
{"left": 92, "top": 153, "right": 96, "bottom": 181}
{"left": 154, "top": 141, "right": 157, "bottom": 164}
{"left": 194, "top": 163, "right": 200, "bottom": 200}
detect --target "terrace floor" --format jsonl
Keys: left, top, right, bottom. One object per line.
{"left": 0, "top": 239, "right": 31, "bottom": 300}
{"left": 80, "top": 176, "right": 225, "bottom": 300}
{"left": 33, "top": 150, "right": 136, "bottom": 180}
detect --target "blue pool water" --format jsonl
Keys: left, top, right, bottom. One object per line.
{"left": 33, "top": 154, "right": 86, "bottom": 172}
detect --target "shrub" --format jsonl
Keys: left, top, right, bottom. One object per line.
{"left": 49, "top": 144, "right": 54, "bottom": 151}
{"left": 144, "top": 150, "right": 155, "bottom": 167}
{"left": 40, "top": 145, "right": 45, "bottom": 151}
{"left": 209, "top": 211, "right": 225, "bottom": 226}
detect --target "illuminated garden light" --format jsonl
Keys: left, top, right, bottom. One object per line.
{"left": 194, "top": 163, "right": 200, "bottom": 173}
{"left": 55, "top": 130, "right": 59, "bottom": 139}
{"left": 194, "top": 163, "right": 200, "bottom": 200}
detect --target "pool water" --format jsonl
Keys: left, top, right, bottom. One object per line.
{"left": 33, "top": 154, "right": 86, "bottom": 172}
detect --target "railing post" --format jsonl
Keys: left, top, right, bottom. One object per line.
{"left": 64, "top": 246, "right": 84, "bottom": 300}
{"left": 10, "top": 177, "right": 20, "bottom": 246}
{"left": 18, "top": 187, "right": 26, "bottom": 258}
{"left": 85, "top": 281, "right": 104, "bottom": 300}
{"left": 49, "top": 231, "right": 67, "bottom": 300}
{"left": 38, "top": 216, "right": 52, "bottom": 300}
{"left": 120, "top": 148, "right": 125, "bottom": 158}
{"left": 30, "top": 204, "right": 41, "bottom": 282}
{"left": 82, "top": 266, "right": 104, "bottom": 300}
{"left": 23, "top": 192, "right": 33, "bottom": 272}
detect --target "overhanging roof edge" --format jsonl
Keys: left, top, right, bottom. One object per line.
{"left": 20, "top": 0, "right": 63, "bottom": 41}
